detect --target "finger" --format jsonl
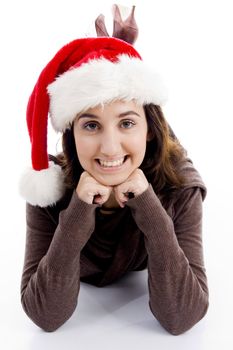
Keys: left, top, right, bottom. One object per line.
{"left": 114, "top": 186, "right": 129, "bottom": 207}
{"left": 93, "top": 186, "right": 112, "bottom": 205}
{"left": 115, "top": 194, "right": 126, "bottom": 208}
{"left": 93, "top": 194, "right": 102, "bottom": 204}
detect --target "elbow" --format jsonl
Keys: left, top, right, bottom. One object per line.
{"left": 23, "top": 308, "right": 67, "bottom": 333}
{"left": 168, "top": 302, "right": 209, "bottom": 336}
{"left": 165, "top": 307, "right": 208, "bottom": 335}
{"left": 150, "top": 298, "right": 209, "bottom": 336}
{"left": 21, "top": 294, "right": 73, "bottom": 333}
{"left": 39, "top": 322, "right": 63, "bottom": 333}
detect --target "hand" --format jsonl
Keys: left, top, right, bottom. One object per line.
{"left": 113, "top": 169, "right": 149, "bottom": 208}
{"left": 76, "top": 171, "right": 112, "bottom": 205}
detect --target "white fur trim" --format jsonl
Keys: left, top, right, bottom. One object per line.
{"left": 47, "top": 55, "right": 168, "bottom": 132}
{"left": 18, "top": 161, "right": 65, "bottom": 207}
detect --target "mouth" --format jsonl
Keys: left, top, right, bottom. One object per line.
{"left": 95, "top": 156, "right": 128, "bottom": 168}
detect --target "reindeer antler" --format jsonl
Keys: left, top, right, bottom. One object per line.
{"left": 95, "top": 13, "right": 109, "bottom": 37}
{"left": 95, "top": 4, "right": 138, "bottom": 45}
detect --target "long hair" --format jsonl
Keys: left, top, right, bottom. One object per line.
{"left": 141, "top": 104, "right": 185, "bottom": 195}
{"left": 54, "top": 104, "right": 186, "bottom": 198}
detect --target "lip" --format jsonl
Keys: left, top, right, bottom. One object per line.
{"left": 95, "top": 156, "right": 128, "bottom": 172}
{"left": 96, "top": 156, "right": 126, "bottom": 162}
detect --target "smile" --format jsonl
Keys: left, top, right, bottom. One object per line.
{"left": 96, "top": 156, "right": 127, "bottom": 168}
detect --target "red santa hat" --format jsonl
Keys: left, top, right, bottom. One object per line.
{"left": 19, "top": 37, "right": 167, "bottom": 207}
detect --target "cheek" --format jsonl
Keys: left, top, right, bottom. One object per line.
{"left": 74, "top": 137, "right": 94, "bottom": 164}
{"left": 128, "top": 131, "right": 147, "bottom": 154}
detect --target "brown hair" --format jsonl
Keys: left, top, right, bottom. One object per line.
{"left": 54, "top": 104, "right": 186, "bottom": 198}
{"left": 140, "top": 104, "right": 185, "bottom": 195}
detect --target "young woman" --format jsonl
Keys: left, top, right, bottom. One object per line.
{"left": 19, "top": 30, "right": 209, "bottom": 335}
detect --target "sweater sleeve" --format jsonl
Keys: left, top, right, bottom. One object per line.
{"left": 126, "top": 184, "right": 209, "bottom": 335}
{"left": 20, "top": 191, "right": 98, "bottom": 332}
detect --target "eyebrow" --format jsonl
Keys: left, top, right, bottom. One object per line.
{"left": 77, "top": 110, "right": 141, "bottom": 120}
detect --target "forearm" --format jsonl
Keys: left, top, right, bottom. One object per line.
{"left": 21, "top": 191, "right": 98, "bottom": 332}
{"left": 21, "top": 254, "right": 81, "bottom": 332}
{"left": 127, "top": 185, "right": 209, "bottom": 335}
{"left": 145, "top": 234, "right": 208, "bottom": 335}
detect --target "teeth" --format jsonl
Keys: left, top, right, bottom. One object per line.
{"left": 99, "top": 157, "right": 125, "bottom": 167}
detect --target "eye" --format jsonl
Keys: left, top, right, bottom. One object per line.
{"left": 83, "top": 121, "right": 99, "bottom": 131}
{"left": 120, "top": 120, "right": 136, "bottom": 129}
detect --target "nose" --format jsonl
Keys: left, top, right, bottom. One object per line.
{"left": 99, "top": 129, "right": 122, "bottom": 157}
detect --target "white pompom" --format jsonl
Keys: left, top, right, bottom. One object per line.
{"left": 18, "top": 161, "right": 65, "bottom": 207}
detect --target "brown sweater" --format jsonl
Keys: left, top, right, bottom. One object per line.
{"left": 20, "top": 158, "right": 209, "bottom": 335}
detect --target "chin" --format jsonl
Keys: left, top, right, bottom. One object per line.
{"left": 96, "top": 175, "right": 129, "bottom": 187}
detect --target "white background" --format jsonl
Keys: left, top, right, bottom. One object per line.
{"left": 0, "top": 0, "right": 233, "bottom": 349}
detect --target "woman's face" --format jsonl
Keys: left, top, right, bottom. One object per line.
{"left": 73, "top": 100, "right": 149, "bottom": 186}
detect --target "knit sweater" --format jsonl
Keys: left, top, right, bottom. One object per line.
{"left": 20, "top": 158, "right": 209, "bottom": 335}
